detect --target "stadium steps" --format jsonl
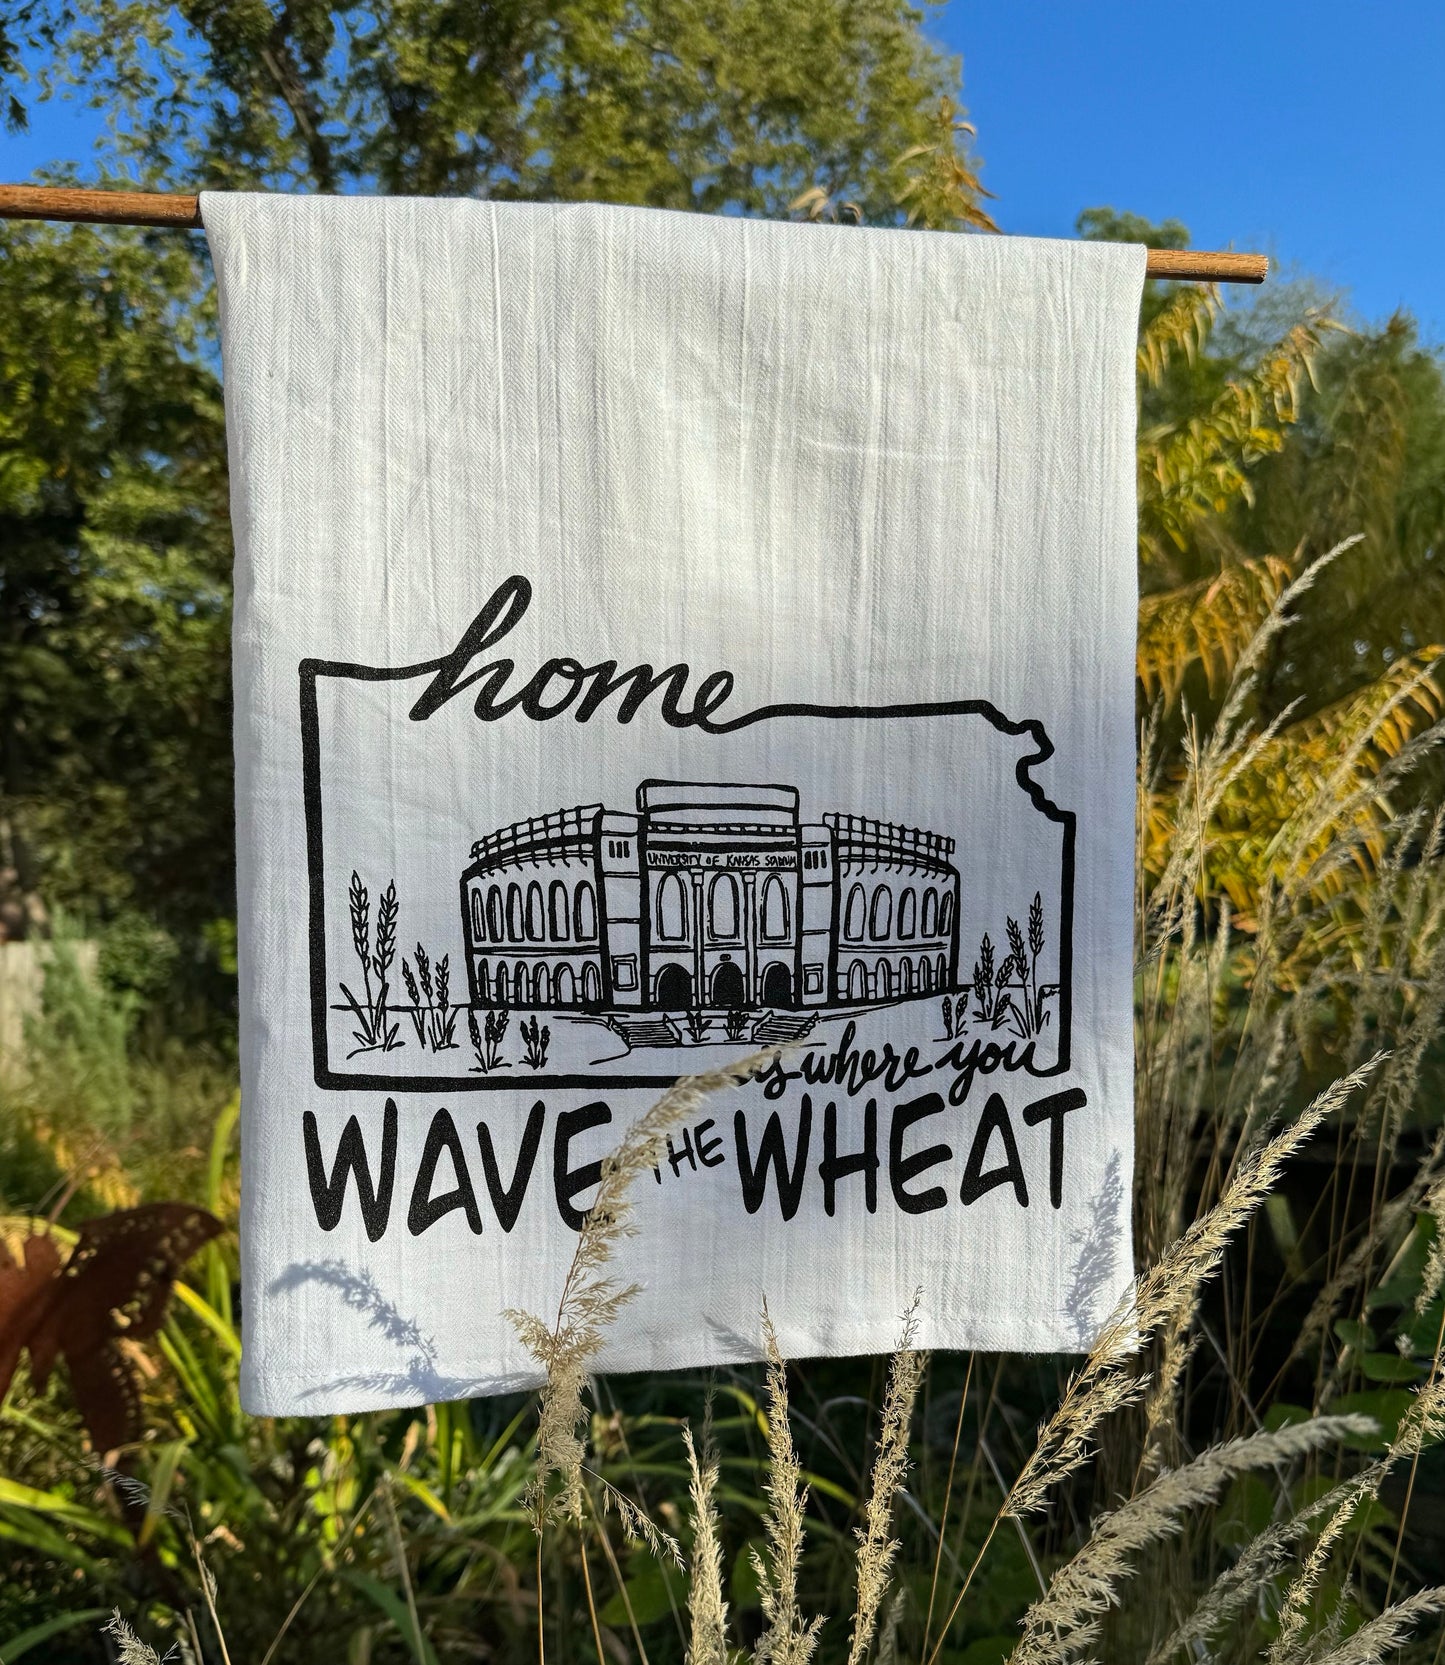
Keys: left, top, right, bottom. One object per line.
{"left": 751, "top": 1011, "right": 819, "bottom": 1044}
{"left": 609, "top": 1014, "right": 683, "bottom": 1048}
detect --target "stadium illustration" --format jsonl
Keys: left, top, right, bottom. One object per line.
{"left": 459, "top": 781, "right": 962, "bottom": 1015}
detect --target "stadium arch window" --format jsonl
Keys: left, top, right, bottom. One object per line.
{"left": 761, "top": 875, "right": 789, "bottom": 940}
{"left": 583, "top": 962, "right": 601, "bottom": 1003}
{"left": 845, "top": 884, "right": 866, "bottom": 940}
{"left": 869, "top": 886, "right": 893, "bottom": 940}
{"left": 657, "top": 872, "right": 688, "bottom": 941}
{"left": 922, "top": 888, "right": 938, "bottom": 937}
{"left": 876, "top": 957, "right": 893, "bottom": 998}
{"left": 470, "top": 889, "right": 486, "bottom": 941}
{"left": 712, "top": 960, "right": 745, "bottom": 1006}
{"left": 525, "top": 882, "right": 544, "bottom": 942}
{"left": 656, "top": 964, "right": 691, "bottom": 1008}
{"left": 575, "top": 881, "right": 597, "bottom": 940}
{"left": 487, "top": 886, "right": 504, "bottom": 942}
{"left": 848, "top": 958, "right": 868, "bottom": 1000}
{"left": 940, "top": 893, "right": 955, "bottom": 937}
{"left": 506, "top": 884, "right": 523, "bottom": 940}
{"left": 898, "top": 887, "right": 917, "bottom": 939}
{"left": 709, "top": 873, "right": 740, "bottom": 940}
{"left": 512, "top": 960, "right": 527, "bottom": 1004}
{"left": 549, "top": 880, "right": 571, "bottom": 940}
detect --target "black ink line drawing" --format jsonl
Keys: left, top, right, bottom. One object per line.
{"left": 965, "top": 893, "right": 1057, "bottom": 1041}
{"left": 467, "top": 1006, "right": 510, "bottom": 1073}
{"left": 300, "top": 583, "right": 1077, "bottom": 1093}
{"left": 340, "top": 871, "right": 402, "bottom": 1056}
{"left": 318, "top": 776, "right": 1064, "bottom": 1088}
{"left": 400, "top": 941, "right": 460, "bottom": 1051}
{"left": 459, "top": 781, "right": 963, "bottom": 1026}
{"left": 519, "top": 1014, "right": 551, "bottom": 1070}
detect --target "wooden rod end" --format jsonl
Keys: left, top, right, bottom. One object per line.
{"left": 1144, "top": 248, "right": 1268, "bottom": 284}
{"left": 0, "top": 184, "right": 202, "bottom": 229}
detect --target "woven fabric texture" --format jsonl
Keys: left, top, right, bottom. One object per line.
{"left": 204, "top": 193, "right": 1145, "bottom": 1414}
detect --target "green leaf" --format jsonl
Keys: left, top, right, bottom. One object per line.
{"left": 337, "top": 1569, "right": 441, "bottom": 1665}
{"left": 599, "top": 1558, "right": 686, "bottom": 1627}
{"left": 730, "top": 1539, "right": 765, "bottom": 1612}
{"left": 0, "top": 1512, "right": 106, "bottom": 1576}
{"left": 391, "top": 1470, "right": 451, "bottom": 1525}
{"left": 1333, "top": 1317, "right": 1377, "bottom": 1350}
{"left": 1360, "top": 1351, "right": 1424, "bottom": 1383}
{"left": 0, "top": 1607, "right": 111, "bottom": 1661}
{"left": 1403, "top": 1294, "right": 1445, "bottom": 1357}
{"left": 0, "top": 1477, "right": 133, "bottom": 1547}
{"left": 138, "top": 1439, "right": 187, "bottom": 1547}
{"left": 1217, "top": 1472, "right": 1274, "bottom": 1546}
{"left": 1324, "top": 1390, "right": 1414, "bottom": 1448}
{"left": 1262, "top": 1402, "right": 1312, "bottom": 1432}
{"left": 955, "top": 1638, "right": 1016, "bottom": 1665}
{"left": 1366, "top": 1213, "right": 1437, "bottom": 1309}
{"left": 171, "top": 1279, "right": 243, "bottom": 1357}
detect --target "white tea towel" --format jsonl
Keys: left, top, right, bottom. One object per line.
{"left": 203, "top": 193, "right": 1145, "bottom": 1414}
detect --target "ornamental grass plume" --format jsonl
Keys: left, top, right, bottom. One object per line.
{"left": 1006, "top": 1415, "right": 1375, "bottom": 1665}
{"left": 1415, "top": 1173, "right": 1445, "bottom": 1316}
{"left": 507, "top": 1050, "right": 777, "bottom": 1533}
{"left": 101, "top": 1608, "right": 177, "bottom": 1664}
{"left": 1303, "top": 1587, "right": 1445, "bottom": 1665}
{"left": 752, "top": 1305, "right": 825, "bottom": 1665}
{"left": 1009, "top": 1056, "right": 1383, "bottom": 1521}
{"left": 1142, "top": 1512, "right": 1314, "bottom": 1665}
{"left": 874, "top": 1592, "right": 906, "bottom": 1665}
{"left": 922, "top": 1057, "right": 1384, "bottom": 1665}
{"left": 847, "top": 1296, "right": 926, "bottom": 1665}
{"left": 684, "top": 1414, "right": 728, "bottom": 1665}
{"left": 1268, "top": 1375, "right": 1445, "bottom": 1660}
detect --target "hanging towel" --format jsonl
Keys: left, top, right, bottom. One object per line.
{"left": 203, "top": 194, "right": 1145, "bottom": 1415}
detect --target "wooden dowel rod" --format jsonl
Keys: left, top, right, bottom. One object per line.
{"left": 0, "top": 184, "right": 1269, "bottom": 282}
{"left": 1, "top": 184, "right": 204, "bottom": 228}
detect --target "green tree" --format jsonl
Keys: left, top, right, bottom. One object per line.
{"left": 0, "top": 221, "right": 232, "bottom": 945}
{"left": 1, "top": 2, "right": 990, "bottom": 977}
{"left": 15, "top": 0, "right": 975, "bottom": 220}
{"left": 1241, "top": 314, "right": 1445, "bottom": 718}
{"left": 1092, "top": 208, "right": 1445, "bottom": 931}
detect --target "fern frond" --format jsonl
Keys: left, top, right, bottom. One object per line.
{"left": 1139, "top": 319, "right": 1328, "bottom": 563}
{"left": 1143, "top": 647, "right": 1445, "bottom": 924}
{"left": 1138, "top": 556, "right": 1294, "bottom": 703}
{"left": 1137, "top": 284, "right": 1219, "bottom": 388}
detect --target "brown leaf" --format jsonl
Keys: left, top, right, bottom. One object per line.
{"left": 0, "top": 1204, "right": 222, "bottom": 1451}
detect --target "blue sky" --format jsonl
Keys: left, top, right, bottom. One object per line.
{"left": 2, "top": 2, "right": 1441, "bottom": 339}
{"left": 929, "top": 3, "right": 1444, "bottom": 338}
